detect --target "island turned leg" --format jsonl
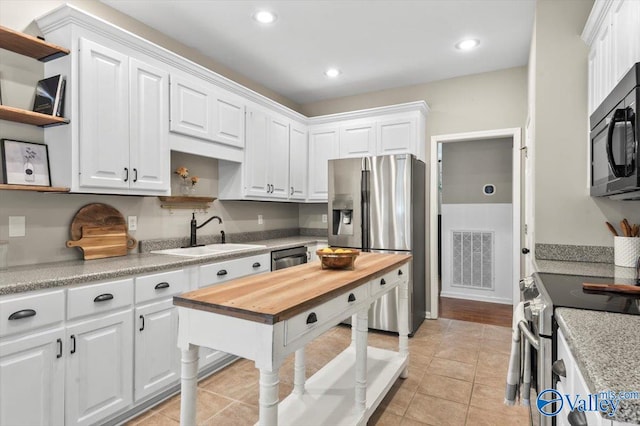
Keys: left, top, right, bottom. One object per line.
{"left": 180, "top": 344, "right": 200, "bottom": 425}
{"left": 293, "top": 347, "right": 306, "bottom": 395}
{"left": 258, "top": 367, "right": 280, "bottom": 426}
{"left": 398, "top": 271, "right": 410, "bottom": 378}
{"left": 355, "top": 307, "right": 369, "bottom": 413}
{"left": 351, "top": 313, "right": 357, "bottom": 346}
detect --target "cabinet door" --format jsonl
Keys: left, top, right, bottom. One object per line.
{"left": 78, "top": 38, "right": 130, "bottom": 190}
{"left": 268, "top": 115, "right": 290, "bottom": 199}
{"left": 169, "top": 75, "right": 214, "bottom": 141}
{"left": 339, "top": 120, "right": 376, "bottom": 158}
{"left": 289, "top": 124, "right": 308, "bottom": 200}
{"left": 611, "top": 0, "right": 638, "bottom": 84}
{"left": 594, "top": 15, "right": 613, "bottom": 107}
{"left": 129, "top": 58, "right": 169, "bottom": 193}
{"left": 244, "top": 107, "right": 270, "bottom": 197}
{"left": 134, "top": 300, "right": 179, "bottom": 402}
{"left": 0, "top": 328, "right": 64, "bottom": 426}
{"left": 65, "top": 310, "right": 133, "bottom": 426}
{"left": 213, "top": 89, "right": 245, "bottom": 148}
{"left": 377, "top": 116, "right": 417, "bottom": 156}
{"left": 308, "top": 127, "right": 339, "bottom": 201}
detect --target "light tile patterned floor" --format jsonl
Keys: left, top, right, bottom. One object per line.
{"left": 125, "top": 319, "right": 530, "bottom": 426}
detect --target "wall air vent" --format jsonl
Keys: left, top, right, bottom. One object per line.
{"left": 451, "top": 230, "right": 494, "bottom": 290}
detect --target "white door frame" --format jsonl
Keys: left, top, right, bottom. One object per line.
{"left": 428, "top": 128, "right": 522, "bottom": 319}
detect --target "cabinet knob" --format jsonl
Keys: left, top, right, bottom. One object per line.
{"left": 522, "top": 248, "right": 530, "bottom": 254}
{"left": 348, "top": 293, "right": 356, "bottom": 302}
{"left": 380, "top": 278, "right": 386, "bottom": 285}
{"left": 306, "top": 312, "right": 318, "bottom": 324}
{"left": 398, "top": 269, "right": 403, "bottom": 276}
{"left": 552, "top": 359, "right": 566, "bottom": 379}
{"left": 217, "top": 269, "right": 228, "bottom": 276}
{"left": 252, "top": 262, "right": 261, "bottom": 268}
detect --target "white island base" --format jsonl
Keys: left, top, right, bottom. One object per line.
{"left": 274, "top": 346, "right": 407, "bottom": 426}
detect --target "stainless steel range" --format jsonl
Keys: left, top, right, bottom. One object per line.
{"left": 520, "top": 272, "right": 640, "bottom": 425}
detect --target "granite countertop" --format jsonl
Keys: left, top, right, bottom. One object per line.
{"left": 534, "top": 259, "right": 617, "bottom": 277}
{"left": 0, "top": 236, "right": 328, "bottom": 296}
{"left": 555, "top": 308, "right": 640, "bottom": 424}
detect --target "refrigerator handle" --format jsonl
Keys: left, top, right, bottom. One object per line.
{"left": 361, "top": 169, "right": 370, "bottom": 251}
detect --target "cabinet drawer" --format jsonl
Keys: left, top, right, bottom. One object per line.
{"left": 198, "top": 254, "right": 270, "bottom": 288}
{"left": 67, "top": 278, "right": 133, "bottom": 320}
{"left": 284, "top": 283, "right": 368, "bottom": 346}
{"left": 0, "top": 289, "right": 65, "bottom": 337}
{"left": 135, "top": 269, "right": 187, "bottom": 304}
{"left": 370, "top": 265, "right": 407, "bottom": 296}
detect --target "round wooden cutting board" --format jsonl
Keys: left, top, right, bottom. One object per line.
{"left": 69, "top": 203, "right": 136, "bottom": 249}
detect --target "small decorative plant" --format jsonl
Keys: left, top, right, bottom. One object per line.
{"left": 175, "top": 167, "right": 199, "bottom": 195}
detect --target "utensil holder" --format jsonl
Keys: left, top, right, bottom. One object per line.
{"left": 613, "top": 236, "right": 640, "bottom": 267}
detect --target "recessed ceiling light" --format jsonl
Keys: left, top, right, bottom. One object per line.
{"left": 253, "top": 10, "right": 277, "bottom": 24}
{"left": 325, "top": 68, "right": 341, "bottom": 78}
{"left": 455, "top": 39, "right": 480, "bottom": 50}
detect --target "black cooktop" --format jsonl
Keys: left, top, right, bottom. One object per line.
{"left": 535, "top": 273, "right": 640, "bottom": 315}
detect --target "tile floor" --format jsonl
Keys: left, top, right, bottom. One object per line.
{"left": 125, "top": 319, "right": 530, "bottom": 426}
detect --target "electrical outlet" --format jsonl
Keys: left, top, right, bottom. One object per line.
{"left": 9, "top": 216, "right": 26, "bottom": 237}
{"left": 258, "top": 214, "right": 264, "bottom": 225}
{"left": 322, "top": 214, "right": 327, "bottom": 223}
{"left": 128, "top": 216, "right": 137, "bottom": 231}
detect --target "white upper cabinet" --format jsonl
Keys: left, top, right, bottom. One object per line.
{"left": 289, "top": 123, "right": 308, "bottom": 200}
{"left": 169, "top": 75, "right": 214, "bottom": 141}
{"left": 307, "top": 126, "right": 340, "bottom": 201}
{"left": 242, "top": 106, "right": 289, "bottom": 199}
{"left": 339, "top": 120, "right": 376, "bottom": 158}
{"left": 377, "top": 115, "right": 418, "bottom": 156}
{"left": 78, "top": 38, "right": 130, "bottom": 191}
{"left": 583, "top": 0, "right": 640, "bottom": 113}
{"left": 129, "top": 58, "right": 169, "bottom": 192}
{"left": 169, "top": 75, "right": 245, "bottom": 148}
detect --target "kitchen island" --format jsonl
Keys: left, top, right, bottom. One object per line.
{"left": 174, "top": 251, "right": 412, "bottom": 426}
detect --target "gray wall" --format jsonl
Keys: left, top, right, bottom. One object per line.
{"left": 441, "top": 138, "right": 513, "bottom": 204}
{"left": 532, "top": 0, "right": 640, "bottom": 247}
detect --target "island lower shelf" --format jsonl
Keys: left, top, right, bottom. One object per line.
{"left": 273, "top": 345, "right": 408, "bottom": 426}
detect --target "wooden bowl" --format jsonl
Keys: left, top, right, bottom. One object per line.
{"left": 316, "top": 248, "right": 360, "bottom": 270}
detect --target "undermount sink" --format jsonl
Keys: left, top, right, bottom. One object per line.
{"left": 150, "top": 243, "right": 266, "bottom": 258}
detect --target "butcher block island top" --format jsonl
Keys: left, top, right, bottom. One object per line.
{"left": 173, "top": 251, "right": 411, "bottom": 324}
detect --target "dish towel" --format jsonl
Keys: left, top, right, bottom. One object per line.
{"left": 505, "top": 301, "right": 525, "bottom": 405}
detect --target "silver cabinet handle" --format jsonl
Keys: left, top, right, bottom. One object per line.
{"left": 8, "top": 309, "right": 36, "bottom": 320}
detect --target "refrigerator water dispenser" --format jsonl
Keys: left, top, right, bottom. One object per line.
{"left": 331, "top": 200, "right": 354, "bottom": 236}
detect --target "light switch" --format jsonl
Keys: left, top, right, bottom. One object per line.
{"left": 9, "top": 216, "right": 26, "bottom": 237}
{"left": 258, "top": 215, "right": 264, "bottom": 225}
{"left": 322, "top": 214, "right": 327, "bottom": 223}
{"left": 128, "top": 216, "right": 138, "bottom": 231}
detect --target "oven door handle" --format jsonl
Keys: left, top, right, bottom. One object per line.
{"left": 518, "top": 321, "right": 539, "bottom": 351}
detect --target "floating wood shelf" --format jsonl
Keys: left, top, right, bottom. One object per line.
{"left": 0, "top": 184, "right": 70, "bottom": 192}
{"left": 0, "top": 105, "right": 69, "bottom": 127}
{"left": 0, "top": 25, "right": 69, "bottom": 62}
{"left": 158, "top": 196, "right": 216, "bottom": 210}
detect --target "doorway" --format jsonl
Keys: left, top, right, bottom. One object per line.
{"left": 428, "top": 129, "right": 521, "bottom": 319}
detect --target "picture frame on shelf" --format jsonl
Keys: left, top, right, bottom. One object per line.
{"left": 0, "top": 139, "right": 51, "bottom": 186}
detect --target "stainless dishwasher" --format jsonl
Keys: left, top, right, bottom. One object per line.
{"left": 271, "top": 246, "right": 308, "bottom": 270}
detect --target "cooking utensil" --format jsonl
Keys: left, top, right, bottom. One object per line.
{"left": 583, "top": 282, "right": 640, "bottom": 294}
{"left": 66, "top": 225, "right": 134, "bottom": 260}
{"left": 620, "top": 220, "right": 630, "bottom": 237}
{"left": 605, "top": 222, "right": 619, "bottom": 236}
{"left": 69, "top": 203, "right": 136, "bottom": 246}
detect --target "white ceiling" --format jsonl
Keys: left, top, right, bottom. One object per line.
{"left": 101, "top": 0, "right": 536, "bottom": 105}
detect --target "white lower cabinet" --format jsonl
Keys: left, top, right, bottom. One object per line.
{"left": 134, "top": 299, "right": 180, "bottom": 401}
{"left": 0, "top": 327, "right": 65, "bottom": 426}
{"left": 65, "top": 309, "right": 133, "bottom": 426}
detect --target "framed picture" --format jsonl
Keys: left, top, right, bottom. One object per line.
{"left": 0, "top": 139, "right": 51, "bottom": 186}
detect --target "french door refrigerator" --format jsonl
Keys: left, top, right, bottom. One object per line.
{"left": 328, "top": 154, "right": 426, "bottom": 334}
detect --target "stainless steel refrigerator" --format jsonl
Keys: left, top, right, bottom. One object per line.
{"left": 328, "top": 154, "right": 426, "bottom": 335}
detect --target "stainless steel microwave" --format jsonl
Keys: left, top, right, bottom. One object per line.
{"left": 590, "top": 62, "right": 640, "bottom": 199}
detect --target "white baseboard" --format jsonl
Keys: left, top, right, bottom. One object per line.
{"left": 440, "top": 291, "right": 512, "bottom": 305}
